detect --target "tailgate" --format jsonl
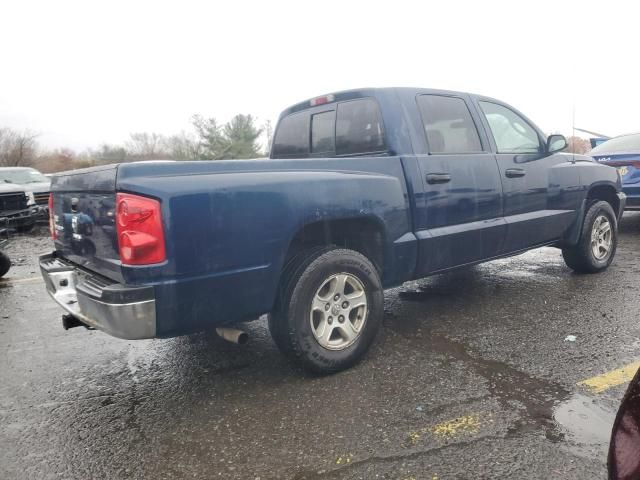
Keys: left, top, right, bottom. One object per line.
{"left": 50, "top": 164, "right": 122, "bottom": 281}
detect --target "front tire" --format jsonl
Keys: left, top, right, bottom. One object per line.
{"left": 268, "top": 247, "right": 383, "bottom": 374}
{"left": 562, "top": 200, "right": 617, "bottom": 273}
{"left": 0, "top": 251, "right": 10, "bottom": 278}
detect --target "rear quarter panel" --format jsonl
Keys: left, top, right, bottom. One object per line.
{"left": 116, "top": 158, "right": 413, "bottom": 336}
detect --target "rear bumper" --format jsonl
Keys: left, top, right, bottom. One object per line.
{"left": 622, "top": 185, "right": 640, "bottom": 210}
{"left": 39, "top": 253, "right": 156, "bottom": 339}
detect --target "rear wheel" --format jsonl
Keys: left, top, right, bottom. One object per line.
{"left": 562, "top": 200, "right": 617, "bottom": 273}
{"left": 0, "top": 251, "right": 10, "bottom": 278}
{"left": 268, "top": 247, "right": 383, "bottom": 373}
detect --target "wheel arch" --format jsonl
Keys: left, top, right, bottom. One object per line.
{"left": 281, "top": 216, "right": 387, "bottom": 275}
{"left": 587, "top": 182, "right": 621, "bottom": 217}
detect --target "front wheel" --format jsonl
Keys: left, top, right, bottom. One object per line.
{"left": 562, "top": 200, "right": 618, "bottom": 273}
{"left": 0, "top": 251, "right": 10, "bottom": 278}
{"left": 268, "top": 247, "right": 383, "bottom": 374}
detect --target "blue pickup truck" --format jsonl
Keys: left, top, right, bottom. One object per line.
{"left": 40, "top": 87, "right": 624, "bottom": 373}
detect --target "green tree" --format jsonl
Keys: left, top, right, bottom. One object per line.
{"left": 192, "top": 114, "right": 263, "bottom": 160}
{"left": 192, "top": 114, "right": 226, "bottom": 160}
{"left": 222, "top": 114, "right": 263, "bottom": 159}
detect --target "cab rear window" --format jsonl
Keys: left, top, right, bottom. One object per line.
{"left": 271, "top": 112, "right": 309, "bottom": 157}
{"left": 336, "top": 99, "right": 385, "bottom": 155}
{"left": 272, "top": 98, "right": 386, "bottom": 158}
{"left": 311, "top": 111, "right": 335, "bottom": 155}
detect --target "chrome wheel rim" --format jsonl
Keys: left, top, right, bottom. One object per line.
{"left": 591, "top": 215, "right": 612, "bottom": 261}
{"left": 310, "top": 273, "right": 368, "bottom": 351}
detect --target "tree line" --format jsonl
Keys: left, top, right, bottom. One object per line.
{"left": 0, "top": 114, "right": 271, "bottom": 173}
{"left": 2, "top": 114, "right": 594, "bottom": 174}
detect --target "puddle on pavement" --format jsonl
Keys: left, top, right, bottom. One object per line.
{"left": 399, "top": 332, "right": 617, "bottom": 460}
{"left": 552, "top": 393, "right": 616, "bottom": 459}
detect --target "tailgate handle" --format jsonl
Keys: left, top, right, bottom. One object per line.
{"left": 505, "top": 168, "right": 526, "bottom": 178}
{"left": 426, "top": 173, "right": 451, "bottom": 184}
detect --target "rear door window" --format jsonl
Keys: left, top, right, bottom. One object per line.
{"left": 335, "top": 99, "right": 386, "bottom": 156}
{"left": 417, "top": 95, "right": 483, "bottom": 154}
{"left": 311, "top": 110, "right": 335, "bottom": 155}
{"left": 272, "top": 112, "right": 310, "bottom": 158}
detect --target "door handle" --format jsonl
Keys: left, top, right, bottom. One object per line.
{"left": 426, "top": 173, "right": 451, "bottom": 184}
{"left": 505, "top": 168, "right": 526, "bottom": 178}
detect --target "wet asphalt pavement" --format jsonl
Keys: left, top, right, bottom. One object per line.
{"left": 2, "top": 215, "right": 640, "bottom": 479}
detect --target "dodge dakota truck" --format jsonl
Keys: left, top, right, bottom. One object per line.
{"left": 40, "top": 87, "right": 625, "bottom": 373}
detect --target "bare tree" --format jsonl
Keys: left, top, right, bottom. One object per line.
{"left": 0, "top": 128, "right": 39, "bottom": 167}
{"left": 34, "top": 148, "right": 77, "bottom": 173}
{"left": 163, "top": 132, "right": 202, "bottom": 160}
{"left": 565, "top": 136, "right": 591, "bottom": 155}
{"left": 125, "top": 132, "right": 168, "bottom": 159}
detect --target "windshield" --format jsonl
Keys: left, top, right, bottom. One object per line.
{"left": 0, "top": 169, "right": 49, "bottom": 184}
{"left": 590, "top": 133, "right": 640, "bottom": 155}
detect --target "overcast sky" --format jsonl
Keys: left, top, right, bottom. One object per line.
{"left": 1, "top": 0, "right": 638, "bottom": 151}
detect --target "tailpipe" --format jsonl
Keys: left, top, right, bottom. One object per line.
{"left": 62, "top": 313, "right": 94, "bottom": 330}
{"left": 216, "top": 328, "right": 249, "bottom": 345}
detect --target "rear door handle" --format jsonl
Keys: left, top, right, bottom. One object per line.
{"left": 426, "top": 173, "right": 451, "bottom": 184}
{"left": 505, "top": 168, "right": 526, "bottom": 178}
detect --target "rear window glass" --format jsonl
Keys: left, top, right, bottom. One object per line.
{"left": 311, "top": 111, "right": 335, "bottom": 154}
{"left": 590, "top": 133, "right": 640, "bottom": 155}
{"left": 336, "top": 99, "right": 386, "bottom": 155}
{"left": 272, "top": 112, "right": 309, "bottom": 157}
{"left": 417, "top": 95, "right": 482, "bottom": 154}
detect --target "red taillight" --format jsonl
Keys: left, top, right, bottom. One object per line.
{"left": 115, "top": 193, "right": 166, "bottom": 265}
{"left": 48, "top": 193, "right": 57, "bottom": 240}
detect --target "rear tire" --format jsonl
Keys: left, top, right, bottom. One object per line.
{"left": 562, "top": 200, "right": 617, "bottom": 273}
{"left": 0, "top": 251, "right": 10, "bottom": 278}
{"left": 268, "top": 247, "right": 383, "bottom": 374}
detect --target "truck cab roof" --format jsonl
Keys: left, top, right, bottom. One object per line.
{"left": 272, "top": 87, "right": 542, "bottom": 159}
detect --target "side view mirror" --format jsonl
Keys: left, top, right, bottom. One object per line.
{"left": 547, "top": 134, "right": 568, "bottom": 154}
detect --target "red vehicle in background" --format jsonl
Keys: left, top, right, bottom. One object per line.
{"left": 609, "top": 367, "right": 640, "bottom": 479}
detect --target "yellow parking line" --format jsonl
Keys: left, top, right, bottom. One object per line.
{"left": 0, "top": 276, "right": 43, "bottom": 286}
{"left": 406, "top": 413, "right": 485, "bottom": 446}
{"left": 578, "top": 361, "right": 640, "bottom": 393}
{"left": 432, "top": 414, "right": 482, "bottom": 438}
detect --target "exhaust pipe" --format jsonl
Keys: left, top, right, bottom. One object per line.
{"left": 216, "top": 328, "right": 249, "bottom": 345}
{"left": 61, "top": 313, "right": 94, "bottom": 330}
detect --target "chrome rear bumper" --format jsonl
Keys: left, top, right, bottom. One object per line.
{"left": 39, "top": 253, "right": 156, "bottom": 339}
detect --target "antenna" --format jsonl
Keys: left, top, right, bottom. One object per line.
{"left": 572, "top": 103, "right": 576, "bottom": 162}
